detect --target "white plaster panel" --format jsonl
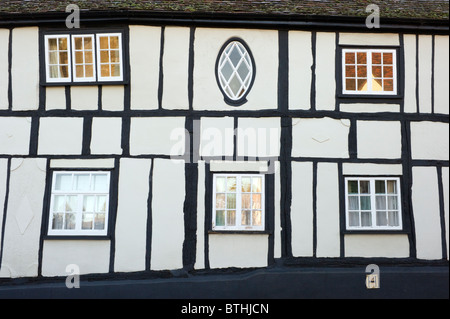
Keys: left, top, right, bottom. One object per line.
{"left": 102, "top": 85, "right": 124, "bottom": 111}
{"left": 71, "top": 86, "right": 98, "bottom": 110}
{"left": 291, "top": 161, "right": 314, "bottom": 257}
{"left": 412, "top": 167, "right": 442, "bottom": 260}
{"left": 0, "top": 159, "right": 7, "bottom": 260}
{"left": 200, "top": 117, "right": 234, "bottom": 157}
{"left": 0, "top": 117, "right": 31, "bottom": 155}
{"left": 291, "top": 117, "right": 350, "bottom": 158}
{"left": 90, "top": 117, "right": 122, "bottom": 155}
{"left": 42, "top": 240, "right": 110, "bottom": 276}
{"left": 434, "top": 35, "right": 449, "bottom": 115}
{"left": 443, "top": 167, "right": 449, "bottom": 260}
{"left": 50, "top": 158, "right": 115, "bottom": 169}
{"left": 410, "top": 121, "right": 449, "bottom": 161}
{"left": 45, "top": 87, "right": 66, "bottom": 110}
{"left": 0, "top": 29, "right": 9, "bottom": 110}
{"left": 163, "top": 27, "right": 190, "bottom": 110}
{"left": 344, "top": 234, "right": 409, "bottom": 257}
{"left": 38, "top": 117, "right": 83, "bottom": 155}
{"left": 343, "top": 163, "right": 402, "bottom": 176}
{"left": 357, "top": 121, "right": 402, "bottom": 159}
{"left": 11, "top": 27, "right": 39, "bottom": 111}
{"left": 418, "top": 35, "right": 433, "bottom": 114}
{"left": 339, "top": 33, "right": 399, "bottom": 46}
{"left": 237, "top": 117, "right": 281, "bottom": 157}
{"left": 130, "top": 117, "right": 186, "bottom": 156}
{"left": 0, "top": 158, "right": 46, "bottom": 278}
{"left": 195, "top": 160, "right": 205, "bottom": 269}
{"left": 315, "top": 32, "right": 336, "bottom": 111}
{"left": 403, "top": 34, "right": 417, "bottom": 113}
{"left": 340, "top": 103, "right": 400, "bottom": 113}
{"left": 129, "top": 26, "right": 160, "bottom": 110}
{"left": 289, "top": 31, "right": 312, "bottom": 110}
{"left": 151, "top": 159, "right": 185, "bottom": 271}
{"left": 193, "top": 28, "right": 278, "bottom": 111}
{"left": 114, "top": 158, "right": 151, "bottom": 272}
{"left": 210, "top": 161, "right": 269, "bottom": 173}
{"left": 208, "top": 234, "right": 268, "bottom": 269}
{"left": 316, "top": 163, "right": 340, "bottom": 257}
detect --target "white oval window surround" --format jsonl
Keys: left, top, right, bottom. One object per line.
{"left": 216, "top": 39, "right": 255, "bottom": 106}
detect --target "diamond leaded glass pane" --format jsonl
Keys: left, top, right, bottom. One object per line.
{"left": 217, "top": 41, "right": 254, "bottom": 101}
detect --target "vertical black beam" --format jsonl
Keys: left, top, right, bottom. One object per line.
{"left": 158, "top": 26, "right": 165, "bottom": 111}
{"left": 145, "top": 159, "right": 154, "bottom": 271}
{"left": 82, "top": 116, "right": 92, "bottom": 156}
{"left": 37, "top": 159, "right": 51, "bottom": 277}
{"left": 0, "top": 158, "right": 11, "bottom": 270}
{"left": 278, "top": 30, "right": 292, "bottom": 258}
{"left": 310, "top": 31, "right": 317, "bottom": 111}
{"left": 431, "top": 34, "right": 435, "bottom": 114}
{"left": 7, "top": 28, "right": 12, "bottom": 111}
{"left": 437, "top": 166, "right": 448, "bottom": 260}
{"left": 338, "top": 162, "right": 346, "bottom": 258}
{"left": 312, "top": 161, "right": 318, "bottom": 258}
{"left": 204, "top": 163, "right": 212, "bottom": 269}
{"left": 266, "top": 172, "right": 275, "bottom": 266}
{"left": 188, "top": 27, "right": 195, "bottom": 111}
{"left": 29, "top": 116, "right": 40, "bottom": 156}
{"left": 108, "top": 158, "right": 120, "bottom": 273}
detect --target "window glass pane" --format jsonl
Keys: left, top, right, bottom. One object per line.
{"left": 388, "top": 211, "right": 399, "bottom": 227}
{"left": 92, "top": 174, "right": 108, "bottom": 192}
{"left": 349, "top": 211, "right": 360, "bottom": 227}
{"left": 53, "top": 195, "right": 66, "bottom": 211}
{"left": 227, "top": 177, "right": 236, "bottom": 192}
{"left": 85, "top": 51, "right": 93, "bottom": 64}
{"left": 52, "top": 213, "right": 64, "bottom": 229}
{"left": 216, "top": 210, "right": 225, "bottom": 226}
{"left": 58, "top": 38, "right": 68, "bottom": 50}
{"left": 345, "top": 65, "right": 355, "bottom": 77}
{"left": 110, "top": 50, "right": 120, "bottom": 63}
{"left": 357, "top": 65, "right": 367, "bottom": 78}
{"left": 372, "top": 52, "right": 382, "bottom": 64}
{"left": 49, "top": 65, "right": 59, "bottom": 78}
{"left": 55, "top": 174, "right": 72, "bottom": 191}
{"left": 111, "top": 64, "right": 121, "bottom": 77}
{"left": 65, "top": 213, "right": 76, "bottom": 230}
{"left": 84, "top": 37, "right": 92, "bottom": 49}
{"left": 360, "top": 196, "right": 371, "bottom": 210}
{"left": 357, "top": 79, "right": 367, "bottom": 91}
{"left": 82, "top": 213, "right": 93, "bottom": 229}
{"left": 387, "top": 180, "right": 397, "bottom": 194}
{"left": 348, "top": 181, "right": 358, "bottom": 194}
{"left": 376, "top": 196, "right": 386, "bottom": 210}
{"left": 252, "top": 211, "right": 262, "bottom": 226}
{"left": 96, "top": 195, "right": 107, "bottom": 212}
{"left": 59, "top": 52, "right": 68, "bottom": 65}
{"left": 252, "top": 194, "right": 262, "bottom": 210}
{"left": 372, "top": 65, "right": 382, "bottom": 78}
{"left": 242, "top": 194, "right": 251, "bottom": 209}
{"left": 384, "top": 79, "right": 394, "bottom": 91}
{"left": 76, "top": 65, "right": 84, "bottom": 78}
{"left": 345, "top": 52, "right": 355, "bottom": 64}
{"left": 241, "top": 210, "right": 251, "bottom": 226}
{"left": 85, "top": 65, "right": 94, "bottom": 78}
{"left": 383, "top": 52, "right": 393, "bottom": 64}
{"left": 60, "top": 65, "right": 69, "bottom": 78}
{"left": 94, "top": 213, "right": 106, "bottom": 230}
{"left": 216, "top": 177, "right": 226, "bottom": 193}
{"left": 83, "top": 195, "right": 95, "bottom": 212}
{"left": 388, "top": 196, "right": 398, "bottom": 210}
{"left": 383, "top": 66, "right": 393, "bottom": 78}
{"left": 360, "top": 181, "right": 370, "bottom": 194}
{"left": 348, "top": 196, "right": 359, "bottom": 210}
{"left": 226, "top": 211, "right": 236, "bottom": 226}
{"left": 226, "top": 193, "right": 236, "bottom": 209}
{"left": 361, "top": 211, "right": 372, "bottom": 227}
{"left": 376, "top": 211, "right": 387, "bottom": 226}
{"left": 241, "top": 177, "right": 251, "bottom": 193}
{"left": 372, "top": 78, "right": 383, "bottom": 91}
{"left": 99, "top": 36, "right": 109, "bottom": 49}
{"left": 48, "top": 38, "right": 57, "bottom": 50}
{"left": 110, "top": 36, "right": 119, "bottom": 49}
{"left": 75, "top": 51, "right": 84, "bottom": 64}
{"left": 346, "top": 79, "right": 356, "bottom": 91}
{"left": 100, "top": 50, "right": 110, "bottom": 63}
{"left": 75, "top": 174, "right": 90, "bottom": 191}
{"left": 101, "top": 64, "right": 110, "bottom": 77}
{"left": 74, "top": 37, "right": 83, "bottom": 50}
{"left": 375, "top": 180, "right": 385, "bottom": 194}
{"left": 216, "top": 194, "right": 225, "bottom": 209}
{"left": 66, "top": 196, "right": 77, "bottom": 212}
{"left": 49, "top": 51, "right": 58, "bottom": 64}
{"left": 252, "top": 177, "right": 262, "bottom": 193}
{"left": 357, "top": 52, "right": 367, "bottom": 64}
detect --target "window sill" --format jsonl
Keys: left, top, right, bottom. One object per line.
{"left": 337, "top": 93, "right": 403, "bottom": 101}
{"left": 208, "top": 230, "right": 271, "bottom": 235}
{"left": 343, "top": 229, "right": 408, "bottom": 235}
{"left": 43, "top": 235, "right": 111, "bottom": 240}
{"left": 41, "top": 81, "right": 128, "bottom": 87}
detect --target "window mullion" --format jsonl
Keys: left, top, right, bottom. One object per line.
{"left": 370, "top": 179, "right": 377, "bottom": 228}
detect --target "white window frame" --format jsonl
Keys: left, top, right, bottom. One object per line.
{"left": 44, "top": 34, "right": 72, "bottom": 83}
{"left": 96, "top": 33, "right": 124, "bottom": 82}
{"left": 44, "top": 32, "right": 123, "bottom": 84}
{"left": 342, "top": 48, "right": 397, "bottom": 96}
{"left": 47, "top": 171, "right": 111, "bottom": 237}
{"left": 71, "top": 34, "right": 97, "bottom": 83}
{"left": 217, "top": 40, "right": 254, "bottom": 101}
{"left": 345, "top": 177, "right": 403, "bottom": 231}
{"left": 212, "top": 174, "right": 265, "bottom": 232}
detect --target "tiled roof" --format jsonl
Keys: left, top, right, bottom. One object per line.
{"left": 0, "top": 0, "right": 449, "bottom": 20}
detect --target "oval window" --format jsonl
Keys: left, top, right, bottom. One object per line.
{"left": 216, "top": 39, "right": 255, "bottom": 106}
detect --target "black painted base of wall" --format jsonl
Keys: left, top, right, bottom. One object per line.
{"left": 0, "top": 265, "right": 448, "bottom": 300}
